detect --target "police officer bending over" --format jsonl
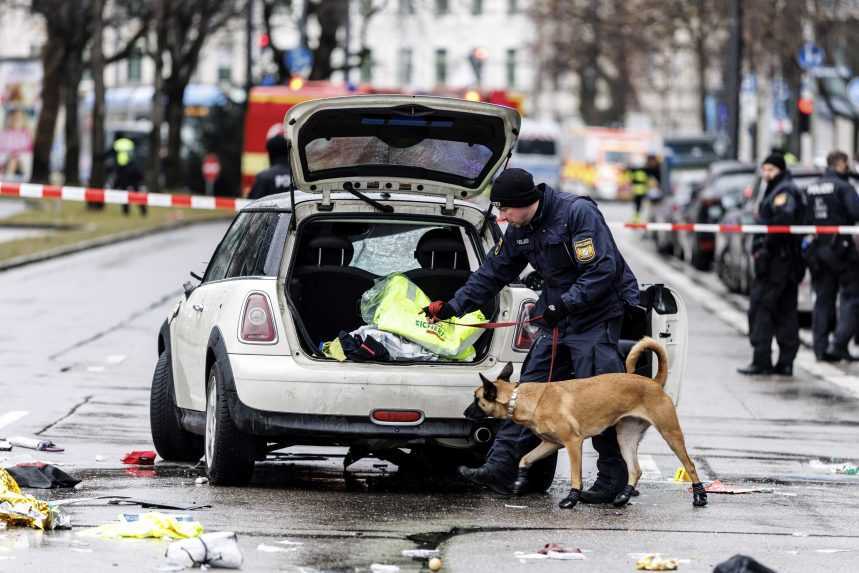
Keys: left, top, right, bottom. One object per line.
{"left": 423, "top": 168, "right": 640, "bottom": 502}
{"left": 805, "top": 151, "right": 859, "bottom": 362}
{"left": 738, "top": 154, "right": 805, "bottom": 376}
{"left": 248, "top": 134, "right": 292, "bottom": 200}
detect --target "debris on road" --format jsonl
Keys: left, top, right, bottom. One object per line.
{"left": 8, "top": 437, "right": 63, "bottom": 452}
{"left": 712, "top": 554, "right": 776, "bottom": 573}
{"left": 0, "top": 439, "right": 11, "bottom": 452}
{"left": 635, "top": 554, "right": 679, "bottom": 570}
{"left": 121, "top": 450, "right": 157, "bottom": 465}
{"left": 673, "top": 467, "right": 692, "bottom": 482}
{"left": 504, "top": 504, "right": 528, "bottom": 509}
{"left": 808, "top": 460, "right": 859, "bottom": 475}
{"left": 166, "top": 531, "right": 243, "bottom": 569}
{"left": 429, "top": 557, "right": 443, "bottom": 571}
{"left": 369, "top": 564, "right": 400, "bottom": 572}
{"left": 686, "top": 480, "right": 773, "bottom": 495}
{"left": 515, "top": 545, "right": 587, "bottom": 560}
{"left": 0, "top": 468, "right": 69, "bottom": 530}
{"left": 402, "top": 549, "right": 439, "bottom": 559}
{"left": 107, "top": 498, "right": 211, "bottom": 511}
{"left": 194, "top": 477, "right": 208, "bottom": 485}
{"left": 6, "top": 462, "right": 80, "bottom": 489}
{"left": 257, "top": 543, "right": 299, "bottom": 553}
{"left": 90, "top": 512, "right": 203, "bottom": 540}
{"left": 835, "top": 464, "right": 858, "bottom": 475}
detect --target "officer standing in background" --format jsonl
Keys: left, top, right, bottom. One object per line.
{"left": 110, "top": 133, "right": 146, "bottom": 216}
{"left": 248, "top": 134, "right": 292, "bottom": 200}
{"left": 628, "top": 155, "right": 661, "bottom": 223}
{"left": 738, "top": 153, "right": 805, "bottom": 376}
{"left": 423, "top": 168, "right": 641, "bottom": 507}
{"left": 805, "top": 151, "right": 859, "bottom": 362}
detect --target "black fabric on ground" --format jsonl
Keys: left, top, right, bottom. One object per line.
{"left": 7, "top": 463, "right": 80, "bottom": 489}
{"left": 713, "top": 554, "right": 777, "bottom": 573}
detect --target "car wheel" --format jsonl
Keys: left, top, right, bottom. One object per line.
{"left": 205, "top": 361, "right": 255, "bottom": 486}
{"left": 690, "top": 249, "right": 711, "bottom": 271}
{"left": 150, "top": 351, "right": 204, "bottom": 462}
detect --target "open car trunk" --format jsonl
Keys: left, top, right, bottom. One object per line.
{"left": 286, "top": 216, "right": 495, "bottom": 362}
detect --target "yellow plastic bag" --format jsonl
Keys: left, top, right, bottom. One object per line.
{"left": 0, "top": 468, "right": 58, "bottom": 530}
{"left": 321, "top": 337, "right": 346, "bottom": 361}
{"left": 90, "top": 512, "right": 204, "bottom": 540}
{"left": 360, "top": 274, "right": 484, "bottom": 359}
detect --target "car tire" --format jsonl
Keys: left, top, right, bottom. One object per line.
{"left": 690, "top": 249, "right": 711, "bottom": 271}
{"left": 205, "top": 361, "right": 256, "bottom": 486}
{"left": 150, "top": 350, "right": 204, "bottom": 462}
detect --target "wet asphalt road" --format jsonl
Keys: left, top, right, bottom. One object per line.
{"left": 0, "top": 204, "right": 858, "bottom": 573}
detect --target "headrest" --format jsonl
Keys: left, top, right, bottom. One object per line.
{"left": 300, "top": 235, "right": 354, "bottom": 266}
{"left": 415, "top": 228, "right": 468, "bottom": 270}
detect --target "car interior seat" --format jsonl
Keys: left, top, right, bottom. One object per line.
{"left": 404, "top": 227, "right": 471, "bottom": 302}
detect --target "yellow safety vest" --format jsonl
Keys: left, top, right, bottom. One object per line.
{"left": 631, "top": 169, "right": 649, "bottom": 197}
{"left": 363, "top": 274, "right": 485, "bottom": 360}
{"left": 113, "top": 138, "right": 135, "bottom": 167}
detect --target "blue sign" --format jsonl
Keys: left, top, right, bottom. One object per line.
{"left": 847, "top": 77, "right": 859, "bottom": 108}
{"left": 286, "top": 47, "right": 313, "bottom": 75}
{"left": 797, "top": 42, "right": 824, "bottom": 70}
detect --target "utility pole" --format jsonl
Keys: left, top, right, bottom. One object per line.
{"left": 725, "top": 0, "right": 743, "bottom": 160}
{"left": 246, "top": 0, "right": 254, "bottom": 95}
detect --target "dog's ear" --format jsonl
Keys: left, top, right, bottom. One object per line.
{"left": 498, "top": 362, "right": 514, "bottom": 382}
{"left": 479, "top": 373, "right": 497, "bottom": 402}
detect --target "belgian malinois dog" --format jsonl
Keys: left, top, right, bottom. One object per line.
{"left": 470, "top": 337, "right": 708, "bottom": 509}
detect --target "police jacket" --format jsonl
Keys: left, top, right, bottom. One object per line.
{"left": 752, "top": 171, "right": 804, "bottom": 258}
{"left": 249, "top": 162, "right": 292, "bottom": 200}
{"left": 449, "top": 185, "right": 640, "bottom": 333}
{"left": 806, "top": 168, "right": 859, "bottom": 260}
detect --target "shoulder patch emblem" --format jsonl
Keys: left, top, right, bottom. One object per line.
{"left": 494, "top": 237, "right": 504, "bottom": 256}
{"left": 773, "top": 193, "right": 788, "bottom": 207}
{"left": 573, "top": 238, "right": 596, "bottom": 263}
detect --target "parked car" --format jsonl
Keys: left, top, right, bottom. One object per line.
{"left": 149, "top": 95, "right": 692, "bottom": 486}
{"left": 715, "top": 165, "right": 822, "bottom": 324}
{"left": 674, "top": 161, "right": 756, "bottom": 271}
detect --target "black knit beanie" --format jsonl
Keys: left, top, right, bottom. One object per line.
{"left": 762, "top": 153, "right": 786, "bottom": 172}
{"left": 490, "top": 168, "right": 540, "bottom": 208}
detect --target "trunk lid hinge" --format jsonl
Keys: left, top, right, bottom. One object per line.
{"left": 317, "top": 188, "right": 334, "bottom": 211}
{"left": 441, "top": 193, "right": 456, "bottom": 215}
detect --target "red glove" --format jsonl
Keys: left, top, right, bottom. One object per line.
{"left": 423, "top": 300, "right": 455, "bottom": 320}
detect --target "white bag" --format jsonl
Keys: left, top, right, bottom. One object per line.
{"left": 165, "top": 531, "right": 243, "bottom": 569}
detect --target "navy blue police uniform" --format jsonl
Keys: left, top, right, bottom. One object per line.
{"left": 742, "top": 165, "right": 805, "bottom": 375}
{"left": 249, "top": 134, "right": 292, "bottom": 200}
{"left": 805, "top": 168, "right": 859, "bottom": 361}
{"left": 447, "top": 183, "right": 640, "bottom": 496}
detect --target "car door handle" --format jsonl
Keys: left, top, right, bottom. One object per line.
{"left": 193, "top": 304, "right": 204, "bottom": 312}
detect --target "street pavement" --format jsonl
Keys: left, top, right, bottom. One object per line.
{"left": 0, "top": 204, "right": 857, "bottom": 572}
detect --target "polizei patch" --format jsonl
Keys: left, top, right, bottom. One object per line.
{"left": 574, "top": 238, "right": 596, "bottom": 263}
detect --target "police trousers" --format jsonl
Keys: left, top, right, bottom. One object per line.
{"left": 485, "top": 317, "right": 627, "bottom": 487}
{"left": 811, "top": 258, "right": 859, "bottom": 356}
{"left": 748, "top": 274, "right": 800, "bottom": 369}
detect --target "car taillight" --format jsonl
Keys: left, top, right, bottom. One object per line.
{"left": 240, "top": 293, "right": 277, "bottom": 343}
{"left": 371, "top": 410, "right": 423, "bottom": 424}
{"left": 513, "top": 301, "right": 538, "bottom": 351}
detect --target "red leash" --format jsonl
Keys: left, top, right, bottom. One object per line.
{"left": 438, "top": 315, "right": 559, "bottom": 382}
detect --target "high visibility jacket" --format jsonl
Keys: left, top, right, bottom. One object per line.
{"left": 631, "top": 168, "right": 649, "bottom": 197}
{"left": 113, "top": 138, "right": 135, "bottom": 167}
{"left": 362, "top": 274, "right": 484, "bottom": 360}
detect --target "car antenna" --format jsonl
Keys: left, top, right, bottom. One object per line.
{"left": 342, "top": 181, "right": 394, "bottom": 213}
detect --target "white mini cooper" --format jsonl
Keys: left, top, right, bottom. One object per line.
{"left": 150, "top": 95, "right": 689, "bottom": 486}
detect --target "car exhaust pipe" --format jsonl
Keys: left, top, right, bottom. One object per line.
{"left": 473, "top": 426, "right": 492, "bottom": 444}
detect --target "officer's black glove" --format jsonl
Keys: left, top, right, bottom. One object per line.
{"left": 541, "top": 304, "right": 567, "bottom": 328}
{"left": 422, "top": 300, "right": 456, "bottom": 321}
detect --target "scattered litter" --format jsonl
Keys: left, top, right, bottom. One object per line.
{"left": 370, "top": 565, "right": 400, "bottom": 572}
{"left": 504, "top": 504, "right": 528, "bottom": 509}
{"left": 401, "top": 549, "right": 439, "bottom": 559}
{"left": 0, "top": 440, "right": 10, "bottom": 452}
{"left": 51, "top": 495, "right": 131, "bottom": 507}
{"left": 815, "top": 549, "right": 851, "bottom": 554}
{"left": 89, "top": 512, "right": 203, "bottom": 540}
{"left": 257, "top": 543, "right": 299, "bottom": 553}
{"left": 672, "top": 467, "right": 692, "bottom": 482}
{"left": 687, "top": 480, "right": 772, "bottom": 495}
{"left": 835, "top": 464, "right": 859, "bottom": 475}
{"left": 809, "top": 460, "right": 859, "bottom": 475}
{"left": 0, "top": 468, "right": 69, "bottom": 530}
{"left": 166, "top": 531, "right": 243, "bottom": 569}
{"left": 194, "top": 477, "right": 208, "bottom": 486}
{"left": 713, "top": 554, "right": 776, "bottom": 573}
{"left": 428, "top": 557, "right": 443, "bottom": 571}
{"left": 635, "top": 554, "right": 679, "bottom": 570}
{"left": 515, "top": 546, "right": 586, "bottom": 561}
{"left": 107, "top": 498, "right": 211, "bottom": 511}
{"left": 8, "top": 437, "right": 63, "bottom": 452}
{"left": 121, "top": 450, "right": 156, "bottom": 465}
{"left": 6, "top": 463, "right": 80, "bottom": 489}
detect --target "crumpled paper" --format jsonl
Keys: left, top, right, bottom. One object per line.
{"left": 0, "top": 468, "right": 69, "bottom": 530}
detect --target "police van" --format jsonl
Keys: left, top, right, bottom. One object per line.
{"left": 150, "top": 95, "right": 689, "bottom": 486}
{"left": 508, "top": 119, "right": 563, "bottom": 189}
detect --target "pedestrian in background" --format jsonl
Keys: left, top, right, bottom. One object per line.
{"left": 248, "top": 134, "right": 292, "bottom": 200}
{"left": 110, "top": 133, "right": 146, "bottom": 216}
{"left": 628, "top": 155, "right": 660, "bottom": 223}
{"left": 805, "top": 151, "right": 859, "bottom": 362}
{"left": 738, "top": 153, "right": 805, "bottom": 376}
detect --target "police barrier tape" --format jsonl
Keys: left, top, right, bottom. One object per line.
{"left": 621, "top": 222, "right": 859, "bottom": 235}
{"left": 0, "top": 181, "right": 250, "bottom": 212}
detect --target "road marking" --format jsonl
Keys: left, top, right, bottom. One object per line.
{"left": 0, "top": 410, "right": 28, "bottom": 430}
{"left": 638, "top": 454, "right": 662, "bottom": 481}
{"left": 619, "top": 230, "right": 859, "bottom": 399}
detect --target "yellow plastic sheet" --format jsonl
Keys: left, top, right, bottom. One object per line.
{"left": 0, "top": 468, "right": 57, "bottom": 530}
{"left": 636, "top": 554, "right": 679, "bottom": 571}
{"left": 90, "top": 512, "right": 204, "bottom": 540}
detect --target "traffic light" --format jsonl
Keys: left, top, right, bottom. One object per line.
{"left": 797, "top": 97, "right": 813, "bottom": 134}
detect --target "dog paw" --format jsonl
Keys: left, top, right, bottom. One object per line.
{"left": 612, "top": 485, "right": 635, "bottom": 507}
{"left": 558, "top": 488, "right": 581, "bottom": 509}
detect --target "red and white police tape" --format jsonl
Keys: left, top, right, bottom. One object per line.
{"left": 0, "top": 181, "right": 250, "bottom": 212}
{"left": 620, "top": 222, "right": 859, "bottom": 235}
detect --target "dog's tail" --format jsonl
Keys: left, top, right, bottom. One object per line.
{"left": 625, "top": 337, "right": 669, "bottom": 387}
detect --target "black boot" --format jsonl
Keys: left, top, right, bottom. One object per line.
{"left": 558, "top": 488, "right": 581, "bottom": 509}
{"left": 772, "top": 363, "right": 793, "bottom": 376}
{"left": 512, "top": 467, "right": 529, "bottom": 496}
{"left": 612, "top": 485, "right": 636, "bottom": 507}
{"left": 737, "top": 363, "right": 774, "bottom": 376}
{"left": 579, "top": 478, "right": 623, "bottom": 504}
{"left": 457, "top": 465, "right": 513, "bottom": 496}
{"left": 691, "top": 482, "right": 708, "bottom": 507}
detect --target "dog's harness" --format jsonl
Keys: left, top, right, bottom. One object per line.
{"left": 506, "top": 383, "right": 520, "bottom": 419}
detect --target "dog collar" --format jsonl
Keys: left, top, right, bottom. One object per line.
{"left": 506, "top": 384, "right": 520, "bottom": 419}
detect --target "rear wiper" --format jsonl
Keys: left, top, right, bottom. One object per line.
{"left": 343, "top": 181, "right": 394, "bottom": 213}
